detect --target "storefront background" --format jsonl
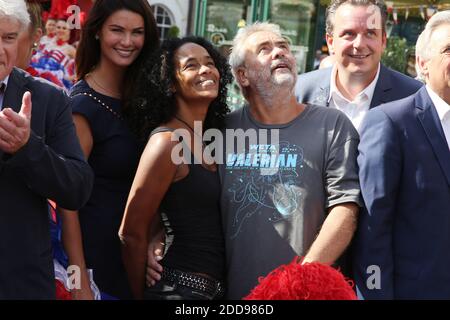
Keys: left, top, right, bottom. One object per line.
{"left": 195, "top": 0, "right": 318, "bottom": 74}
{"left": 192, "top": 0, "right": 450, "bottom": 109}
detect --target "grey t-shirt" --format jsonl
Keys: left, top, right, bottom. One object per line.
{"left": 219, "top": 104, "right": 361, "bottom": 299}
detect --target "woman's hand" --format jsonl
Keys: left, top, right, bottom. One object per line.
{"left": 146, "top": 229, "right": 165, "bottom": 286}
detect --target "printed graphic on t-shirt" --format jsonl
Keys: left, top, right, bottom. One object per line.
{"left": 225, "top": 142, "right": 304, "bottom": 239}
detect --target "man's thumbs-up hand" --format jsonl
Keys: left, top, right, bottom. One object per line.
{"left": 0, "top": 91, "right": 33, "bottom": 154}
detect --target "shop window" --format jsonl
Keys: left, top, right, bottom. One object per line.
{"left": 267, "top": 0, "right": 317, "bottom": 74}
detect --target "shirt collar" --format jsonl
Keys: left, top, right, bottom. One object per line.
{"left": 329, "top": 63, "right": 381, "bottom": 104}
{"left": 426, "top": 85, "right": 450, "bottom": 121}
{"left": 1, "top": 75, "right": 10, "bottom": 91}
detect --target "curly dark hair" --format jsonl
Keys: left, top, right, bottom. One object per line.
{"left": 126, "top": 36, "right": 233, "bottom": 142}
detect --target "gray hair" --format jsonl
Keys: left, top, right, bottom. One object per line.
{"left": 415, "top": 32, "right": 426, "bottom": 83}
{"left": 0, "top": 0, "right": 31, "bottom": 30}
{"left": 325, "top": 0, "right": 387, "bottom": 35}
{"left": 415, "top": 10, "right": 450, "bottom": 81}
{"left": 229, "top": 22, "right": 283, "bottom": 72}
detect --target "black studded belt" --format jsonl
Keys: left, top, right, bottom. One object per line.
{"left": 161, "top": 267, "right": 224, "bottom": 298}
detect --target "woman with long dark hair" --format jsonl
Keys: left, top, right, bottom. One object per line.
{"left": 58, "top": 0, "right": 159, "bottom": 299}
{"left": 119, "top": 37, "right": 232, "bottom": 300}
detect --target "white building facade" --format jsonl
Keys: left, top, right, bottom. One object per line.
{"left": 148, "top": 0, "right": 192, "bottom": 40}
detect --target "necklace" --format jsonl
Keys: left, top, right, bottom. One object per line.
{"left": 174, "top": 116, "right": 217, "bottom": 169}
{"left": 87, "top": 73, "right": 121, "bottom": 98}
{"left": 174, "top": 115, "right": 206, "bottom": 146}
{"left": 174, "top": 115, "right": 195, "bottom": 132}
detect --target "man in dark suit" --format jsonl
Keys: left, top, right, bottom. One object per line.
{"left": 354, "top": 11, "right": 450, "bottom": 299}
{"left": 0, "top": 0, "right": 93, "bottom": 299}
{"left": 295, "top": 0, "right": 422, "bottom": 132}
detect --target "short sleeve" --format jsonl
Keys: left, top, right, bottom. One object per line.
{"left": 325, "top": 113, "right": 362, "bottom": 208}
{"left": 70, "top": 94, "right": 101, "bottom": 140}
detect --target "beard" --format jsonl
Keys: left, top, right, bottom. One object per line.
{"left": 271, "top": 71, "right": 296, "bottom": 86}
{"left": 248, "top": 66, "right": 296, "bottom": 100}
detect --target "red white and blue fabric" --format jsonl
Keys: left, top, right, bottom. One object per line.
{"left": 30, "top": 44, "right": 75, "bottom": 91}
{"left": 47, "top": 201, "right": 116, "bottom": 300}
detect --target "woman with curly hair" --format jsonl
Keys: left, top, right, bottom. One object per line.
{"left": 119, "top": 36, "right": 232, "bottom": 300}
{"left": 58, "top": 0, "right": 159, "bottom": 299}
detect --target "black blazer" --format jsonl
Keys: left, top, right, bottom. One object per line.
{"left": 0, "top": 68, "right": 93, "bottom": 299}
{"left": 295, "top": 64, "right": 423, "bottom": 109}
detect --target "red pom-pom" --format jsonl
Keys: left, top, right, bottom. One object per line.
{"left": 244, "top": 257, "right": 357, "bottom": 300}
{"left": 41, "top": 11, "right": 49, "bottom": 24}
{"left": 50, "top": 0, "right": 77, "bottom": 21}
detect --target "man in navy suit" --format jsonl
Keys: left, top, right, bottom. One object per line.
{"left": 295, "top": 0, "right": 422, "bottom": 132}
{"left": 354, "top": 11, "right": 450, "bottom": 299}
{"left": 0, "top": 0, "right": 93, "bottom": 299}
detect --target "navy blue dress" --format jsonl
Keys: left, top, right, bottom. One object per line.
{"left": 69, "top": 80, "right": 143, "bottom": 299}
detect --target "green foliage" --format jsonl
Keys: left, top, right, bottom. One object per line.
{"left": 168, "top": 25, "right": 180, "bottom": 39}
{"left": 381, "top": 36, "right": 414, "bottom": 74}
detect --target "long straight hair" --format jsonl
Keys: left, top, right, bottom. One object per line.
{"left": 75, "top": 0, "right": 159, "bottom": 114}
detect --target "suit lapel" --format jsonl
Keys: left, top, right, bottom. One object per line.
{"left": 416, "top": 87, "right": 450, "bottom": 187}
{"left": 313, "top": 68, "right": 331, "bottom": 107}
{"left": 313, "top": 85, "right": 330, "bottom": 106}
{"left": 2, "top": 68, "right": 27, "bottom": 113}
{"left": 370, "top": 64, "right": 393, "bottom": 109}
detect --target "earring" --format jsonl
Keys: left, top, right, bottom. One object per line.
{"left": 95, "top": 35, "right": 99, "bottom": 40}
